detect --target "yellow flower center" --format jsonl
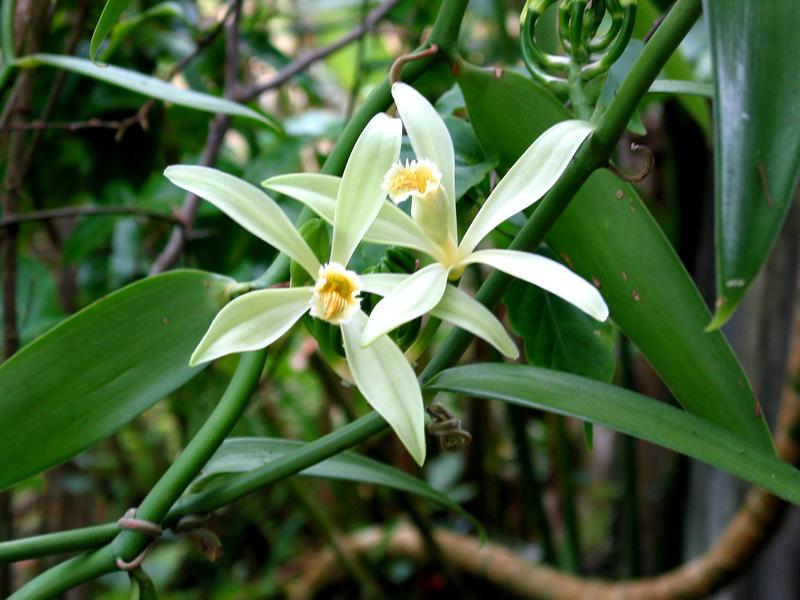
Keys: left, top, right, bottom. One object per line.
{"left": 310, "top": 262, "right": 362, "bottom": 325}
{"left": 382, "top": 159, "right": 442, "bottom": 204}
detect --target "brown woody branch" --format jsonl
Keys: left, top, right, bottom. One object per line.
{"left": 0, "top": 205, "right": 184, "bottom": 228}
{"left": 286, "top": 385, "right": 800, "bottom": 600}
{"left": 233, "top": 0, "right": 402, "bottom": 101}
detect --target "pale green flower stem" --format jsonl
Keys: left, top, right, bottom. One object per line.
{"left": 4, "top": 0, "right": 700, "bottom": 596}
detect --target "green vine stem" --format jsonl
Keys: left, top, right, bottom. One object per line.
{"left": 3, "top": 0, "right": 703, "bottom": 595}
{"left": 8, "top": 348, "right": 267, "bottom": 600}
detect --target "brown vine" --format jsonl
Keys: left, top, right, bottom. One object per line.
{"left": 285, "top": 383, "right": 800, "bottom": 600}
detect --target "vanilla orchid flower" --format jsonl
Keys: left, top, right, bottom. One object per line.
{"left": 263, "top": 83, "right": 608, "bottom": 349}
{"left": 164, "top": 114, "right": 433, "bottom": 465}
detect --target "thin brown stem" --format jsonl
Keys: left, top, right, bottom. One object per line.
{"left": 234, "top": 0, "right": 401, "bottom": 101}
{"left": 0, "top": 205, "right": 185, "bottom": 228}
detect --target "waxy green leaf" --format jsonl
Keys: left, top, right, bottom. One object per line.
{"left": 89, "top": 0, "right": 133, "bottom": 61}
{"left": 704, "top": 1, "right": 800, "bottom": 328}
{"left": 0, "top": 270, "right": 231, "bottom": 490}
{"left": 505, "top": 277, "right": 615, "bottom": 383}
{"left": 427, "top": 364, "right": 800, "bottom": 504}
{"left": 457, "top": 64, "right": 774, "bottom": 452}
{"left": 191, "top": 437, "right": 480, "bottom": 532}
{"left": 15, "top": 54, "right": 279, "bottom": 129}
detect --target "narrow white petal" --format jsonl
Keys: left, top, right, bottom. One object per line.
{"left": 190, "top": 287, "right": 314, "bottom": 366}
{"left": 361, "top": 264, "right": 449, "bottom": 347}
{"left": 459, "top": 120, "right": 594, "bottom": 255}
{"left": 360, "top": 273, "right": 519, "bottom": 358}
{"left": 341, "top": 311, "right": 426, "bottom": 465}
{"left": 262, "top": 172, "right": 339, "bottom": 223}
{"left": 392, "top": 83, "right": 457, "bottom": 241}
{"left": 431, "top": 287, "right": 519, "bottom": 359}
{"left": 264, "top": 172, "right": 439, "bottom": 256}
{"left": 359, "top": 272, "right": 407, "bottom": 296}
{"left": 332, "top": 113, "right": 402, "bottom": 265}
{"left": 463, "top": 249, "right": 609, "bottom": 321}
{"left": 165, "top": 165, "right": 320, "bottom": 277}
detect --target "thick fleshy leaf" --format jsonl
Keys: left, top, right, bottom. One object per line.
{"left": 704, "top": 1, "right": 800, "bottom": 328}
{"left": 361, "top": 263, "right": 449, "bottom": 347}
{"left": 458, "top": 119, "right": 594, "bottom": 255}
{"left": 165, "top": 165, "right": 320, "bottom": 277}
{"left": 427, "top": 364, "right": 800, "bottom": 505}
{"left": 0, "top": 270, "right": 231, "bottom": 490}
{"left": 15, "top": 54, "right": 278, "bottom": 129}
{"left": 190, "top": 287, "right": 312, "bottom": 366}
{"left": 89, "top": 0, "right": 133, "bottom": 61}
{"left": 392, "top": 82, "right": 457, "bottom": 240}
{"left": 189, "top": 437, "right": 480, "bottom": 531}
{"left": 458, "top": 64, "right": 774, "bottom": 452}
{"left": 505, "top": 279, "right": 614, "bottom": 382}
{"left": 463, "top": 249, "right": 608, "bottom": 322}
{"left": 360, "top": 273, "right": 517, "bottom": 358}
{"left": 262, "top": 173, "right": 439, "bottom": 256}
{"left": 341, "top": 311, "right": 425, "bottom": 465}
{"left": 331, "top": 113, "right": 402, "bottom": 265}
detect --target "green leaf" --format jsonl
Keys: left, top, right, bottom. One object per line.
{"left": 457, "top": 64, "right": 774, "bottom": 452}
{"left": 426, "top": 364, "right": 800, "bottom": 504}
{"left": 15, "top": 54, "right": 279, "bottom": 129}
{"left": 89, "top": 0, "right": 133, "bottom": 62}
{"left": 191, "top": 437, "right": 482, "bottom": 535}
{"left": 0, "top": 270, "right": 232, "bottom": 490}
{"left": 505, "top": 276, "right": 614, "bottom": 383}
{"left": 704, "top": 1, "right": 800, "bottom": 328}
{"left": 648, "top": 79, "right": 713, "bottom": 98}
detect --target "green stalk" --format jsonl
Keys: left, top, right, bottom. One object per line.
{"left": 553, "top": 415, "right": 581, "bottom": 573}
{"left": 9, "top": 349, "right": 267, "bottom": 600}
{"left": 507, "top": 406, "right": 557, "bottom": 564}
{"left": 2, "top": 0, "right": 702, "bottom": 586}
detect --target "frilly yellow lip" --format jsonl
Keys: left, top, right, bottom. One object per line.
{"left": 310, "top": 262, "right": 363, "bottom": 325}
{"left": 382, "top": 158, "right": 442, "bottom": 205}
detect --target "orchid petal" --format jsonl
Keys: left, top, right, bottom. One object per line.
{"left": 359, "top": 272, "right": 407, "bottom": 295}
{"left": 263, "top": 173, "right": 439, "bottom": 256}
{"left": 458, "top": 120, "right": 594, "bottom": 255}
{"left": 190, "top": 287, "right": 313, "bottom": 366}
{"left": 332, "top": 113, "right": 402, "bottom": 265}
{"left": 341, "top": 311, "right": 426, "bottom": 465}
{"left": 433, "top": 286, "right": 519, "bottom": 359}
{"left": 361, "top": 263, "right": 449, "bottom": 347}
{"left": 463, "top": 249, "right": 608, "bottom": 321}
{"left": 165, "top": 165, "right": 320, "bottom": 277}
{"left": 392, "top": 82, "right": 457, "bottom": 241}
{"left": 360, "top": 273, "right": 518, "bottom": 358}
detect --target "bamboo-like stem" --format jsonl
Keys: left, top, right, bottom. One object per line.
{"left": 553, "top": 415, "right": 581, "bottom": 573}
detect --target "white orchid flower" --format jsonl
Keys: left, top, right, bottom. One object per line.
{"left": 263, "top": 83, "right": 608, "bottom": 349}
{"left": 164, "top": 114, "right": 432, "bottom": 465}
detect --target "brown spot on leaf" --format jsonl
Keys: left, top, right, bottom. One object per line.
{"left": 493, "top": 67, "right": 504, "bottom": 78}
{"left": 758, "top": 163, "right": 775, "bottom": 207}
{"left": 621, "top": 271, "right": 628, "bottom": 281}
{"left": 162, "top": 317, "right": 169, "bottom": 325}
{"left": 632, "top": 290, "right": 641, "bottom": 301}
{"left": 591, "top": 276, "right": 601, "bottom": 288}
{"left": 560, "top": 253, "right": 573, "bottom": 268}
{"left": 755, "top": 401, "right": 763, "bottom": 418}
{"left": 202, "top": 279, "right": 210, "bottom": 288}
{"left": 615, "top": 189, "right": 624, "bottom": 199}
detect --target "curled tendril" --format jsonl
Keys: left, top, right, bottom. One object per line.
{"left": 521, "top": 0, "right": 637, "bottom": 96}
{"left": 426, "top": 403, "right": 472, "bottom": 451}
